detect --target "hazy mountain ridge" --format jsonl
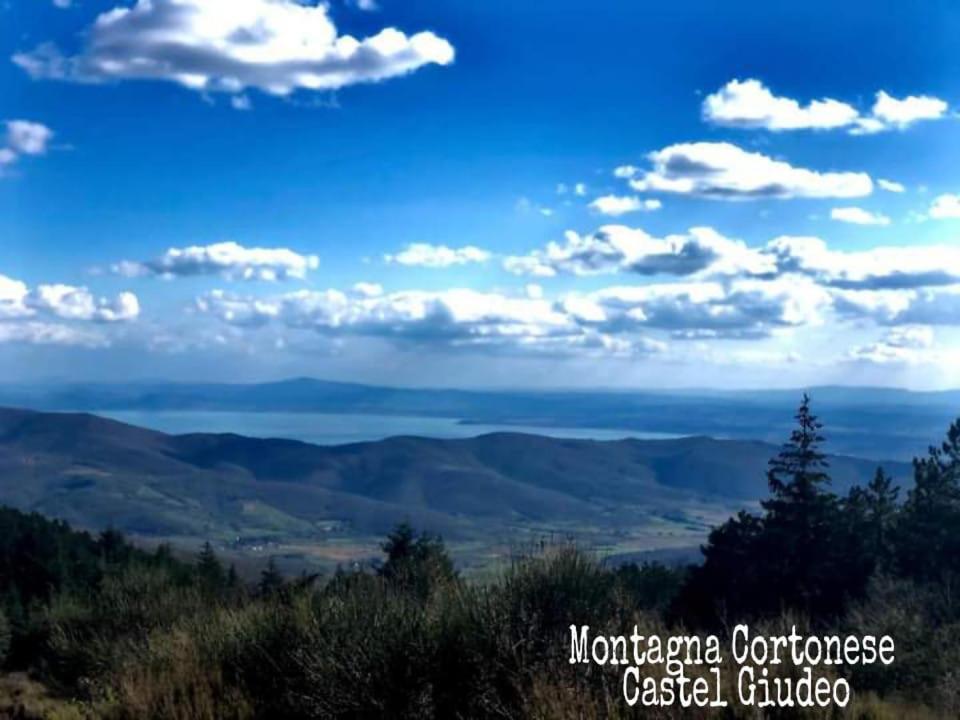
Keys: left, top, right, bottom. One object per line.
{"left": 2, "top": 379, "right": 957, "bottom": 460}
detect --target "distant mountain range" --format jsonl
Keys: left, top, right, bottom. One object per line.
{"left": 0, "top": 406, "right": 912, "bottom": 570}
{"left": 1, "top": 378, "right": 958, "bottom": 460}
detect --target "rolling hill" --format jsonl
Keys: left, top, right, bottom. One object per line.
{"left": 0, "top": 406, "right": 912, "bottom": 570}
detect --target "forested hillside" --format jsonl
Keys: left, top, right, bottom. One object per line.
{"left": 0, "top": 397, "right": 958, "bottom": 718}
{"left": 0, "top": 407, "right": 908, "bottom": 572}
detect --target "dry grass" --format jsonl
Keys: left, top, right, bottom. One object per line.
{"left": 0, "top": 673, "right": 88, "bottom": 720}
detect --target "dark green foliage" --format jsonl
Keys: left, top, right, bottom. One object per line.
{"left": 378, "top": 522, "right": 457, "bottom": 599}
{"left": 197, "top": 541, "right": 226, "bottom": 590}
{"left": 612, "top": 562, "right": 687, "bottom": 614}
{"left": 0, "top": 505, "right": 207, "bottom": 670}
{"left": 0, "top": 607, "right": 9, "bottom": 668}
{"left": 675, "top": 396, "right": 871, "bottom": 625}
{"left": 895, "top": 418, "right": 960, "bottom": 583}
{"left": 257, "top": 558, "right": 285, "bottom": 597}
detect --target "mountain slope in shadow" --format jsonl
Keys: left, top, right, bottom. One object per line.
{"left": 0, "top": 407, "right": 910, "bottom": 562}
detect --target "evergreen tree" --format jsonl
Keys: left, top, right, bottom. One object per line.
{"left": 763, "top": 394, "right": 832, "bottom": 512}
{"left": 673, "top": 395, "right": 865, "bottom": 625}
{"left": 258, "top": 558, "right": 285, "bottom": 597}
{"left": 843, "top": 467, "right": 900, "bottom": 593}
{"left": 759, "top": 393, "right": 844, "bottom": 617}
{"left": 896, "top": 419, "right": 960, "bottom": 582}
{"left": 379, "top": 522, "right": 457, "bottom": 598}
{"left": 196, "top": 542, "right": 225, "bottom": 589}
{"left": 861, "top": 467, "right": 900, "bottom": 564}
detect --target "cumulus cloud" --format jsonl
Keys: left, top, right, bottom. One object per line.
{"left": 114, "top": 241, "right": 319, "bottom": 281}
{"left": 190, "top": 250, "right": 958, "bottom": 362}
{"left": 14, "top": 0, "right": 455, "bottom": 97}
{"left": 352, "top": 282, "right": 383, "bottom": 297}
{"left": 848, "top": 326, "right": 935, "bottom": 365}
{"left": 877, "top": 179, "right": 905, "bottom": 193}
{"left": 506, "top": 220, "right": 960, "bottom": 302}
{"left": 627, "top": 142, "right": 873, "bottom": 200}
{"left": 833, "top": 286, "right": 960, "bottom": 327}
{"left": 0, "top": 276, "right": 138, "bottom": 323}
{"left": 25, "top": 286, "right": 140, "bottom": 323}
{"left": 0, "top": 120, "right": 54, "bottom": 172}
{"left": 565, "top": 276, "right": 830, "bottom": 340}
{"left": 928, "top": 194, "right": 960, "bottom": 219}
{"left": 703, "top": 79, "right": 949, "bottom": 134}
{"left": 702, "top": 78, "right": 858, "bottom": 131}
{"left": 766, "top": 236, "right": 960, "bottom": 290}
{"left": 588, "top": 195, "right": 661, "bottom": 216}
{"left": 863, "top": 91, "right": 949, "bottom": 131}
{"left": 195, "top": 286, "right": 662, "bottom": 358}
{"left": 0, "top": 275, "right": 31, "bottom": 320}
{"left": 830, "top": 207, "right": 891, "bottom": 226}
{"left": 384, "top": 243, "right": 491, "bottom": 268}
{"left": 6, "top": 121, "right": 54, "bottom": 155}
{"left": 504, "top": 225, "right": 775, "bottom": 279}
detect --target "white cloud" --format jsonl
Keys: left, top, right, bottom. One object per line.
{"left": 507, "top": 220, "right": 960, "bottom": 297}
{"left": 504, "top": 225, "right": 775, "bottom": 278}
{"left": 877, "top": 179, "right": 905, "bottom": 193}
{"left": 0, "top": 322, "right": 107, "bottom": 348}
{"left": 0, "top": 272, "right": 139, "bottom": 329}
{"left": 766, "top": 236, "right": 960, "bottom": 290}
{"left": 14, "top": 0, "right": 454, "bottom": 98}
{"left": 589, "top": 195, "right": 661, "bottom": 216}
{"left": 830, "top": 207, "right": 891, "bottom": 226}
{"left": 838, "top": 287, "right": 960, "bottom": 327}
{"left": 384, "top": 243, "right": 491, "bottom": 268}
{"left": 0, "top": 120, "right": 54, "bottom": 172}
{"left": 114, "top": 241, "right": 320, "bottom": 281}
{"left": 703, "top": 79, "right": 949, "bottom": 135}
{"left": 868, "top": 91, "right": 948, "bottom": 129}
{"left": 6, "top": 121, "right": 53, "bottom": 155}
{"left": 25, "top": 286, "right": 140, "bottom": 323}
{"left": 0, "top": 275, "right": 31, "bottom": 320}
{"left": 628, "top": 142, "right": 873, "bottom": 200}
{"left": 848, "top": 326, "right": 936, "bottom": 365}
{"left": 195, "top": 286, "right": 662, "bottom": 357}
{"left": 574, "top": 183, "right": 587, "bottom": 197}
{"left": 613, "top": 165, "right": 639, "bottom": 179}
{"left": 928, "top": 194, "right": 960, "bottom": 219}
{"left": 515, "top": 196, "right": 554, "bottom": 217}
{"left": 702, "top": 78, "right": 858, "bottom": 131}
{"left": 352, "top": 282, "right": 383, "bottom": 297}
{"left": 230, "top": 95, "right": 253, "bottom": 111}
{"left": 569, "top": 275, "right": 830, "bottom": 339}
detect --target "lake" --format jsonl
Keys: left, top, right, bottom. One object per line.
{"left": 93, "top": 410, "right": 685, "bottom": 446}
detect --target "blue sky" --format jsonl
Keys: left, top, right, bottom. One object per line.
{"left": 3, "top": 0, "right": 960, "bottom": 388}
